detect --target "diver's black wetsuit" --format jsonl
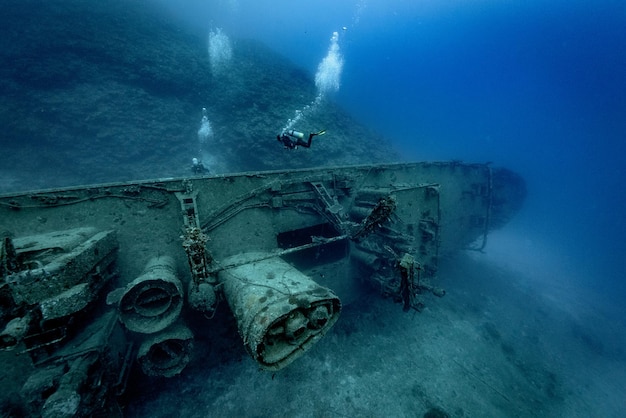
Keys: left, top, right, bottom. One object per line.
{"left": 277, "top": 131, "right": 317, "bottom": 149}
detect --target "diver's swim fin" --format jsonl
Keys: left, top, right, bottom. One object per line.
{"left": 316, "top": 130, "right": 327, "bottom": 136}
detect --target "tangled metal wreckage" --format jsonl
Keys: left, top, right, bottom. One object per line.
{"left": 0, "top": 162, "right": 524, "bottom": 416}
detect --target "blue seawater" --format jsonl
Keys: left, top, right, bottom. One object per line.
{"left": 160, "top": 0, "right": 626, "bottom": 301}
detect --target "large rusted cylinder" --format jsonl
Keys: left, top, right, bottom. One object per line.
{"left": 137, "top": 323, "right": 194, "bottom": 378}
{"left": 218, "top": 253, "right": 341, "bottom": 371}
{"left": 119, "top": 256, "right": 183, "bottom": 334}
{"left": 350, "top": 247, "right": 384, "bottom": 271}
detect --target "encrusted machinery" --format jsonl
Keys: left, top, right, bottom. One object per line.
{"left": 0, "top": 161, "right": 525, "bottom": 414}
{"left": 0, "top": 227, "right": 128, "bottom": 416}
{"left": 0, "top": 227, "right": 119, "bottom": 351}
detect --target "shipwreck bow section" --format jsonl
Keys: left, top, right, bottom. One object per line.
{"left": 0, "top": 161, "right": 525, "bottom": 415}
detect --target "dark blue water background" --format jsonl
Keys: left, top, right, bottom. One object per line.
{"left": 165, "top": 0, "right": 626, "bottom": 301}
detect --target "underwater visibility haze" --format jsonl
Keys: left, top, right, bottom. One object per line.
{"left": 1, "top": 0, "right": 626, "bottom": 416}
{"left": 158, "top": 0, "right": 626, "bottom": 299}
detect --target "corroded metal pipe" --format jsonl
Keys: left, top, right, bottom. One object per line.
{"left": 119, "top": 256, "right": 183, "bottom": 334}
{"left": 137, "top": 322, "right": 194, "bottom": 378}
{"left": 218, "top": 252, "right": 341, "bottom": 371}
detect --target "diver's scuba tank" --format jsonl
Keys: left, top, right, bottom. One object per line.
{"left": 287, "top": 130, "right": 305, "bottom": 140}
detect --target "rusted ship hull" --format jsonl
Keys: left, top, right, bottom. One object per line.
{"left": 0, "top": 161, "right": 525, "bottom": 415}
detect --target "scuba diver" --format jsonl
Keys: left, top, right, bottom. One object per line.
{"left": 191, "top": 158, "right": 209, "bottom": 175}
{"left": 277, "top": 129, "right": 326, "bottom": 150}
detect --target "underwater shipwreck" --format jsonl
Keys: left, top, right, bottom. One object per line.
{"left": 0, "top": 161, "right": 525, "bottom": 416}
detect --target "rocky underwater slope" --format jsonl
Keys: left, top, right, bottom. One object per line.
{"left": 0, "top": 0, "right": 396, "bottom": 193}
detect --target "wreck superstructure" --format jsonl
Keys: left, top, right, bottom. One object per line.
{"left": 0, "top": 162, "right": 525, "bottom": 416}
